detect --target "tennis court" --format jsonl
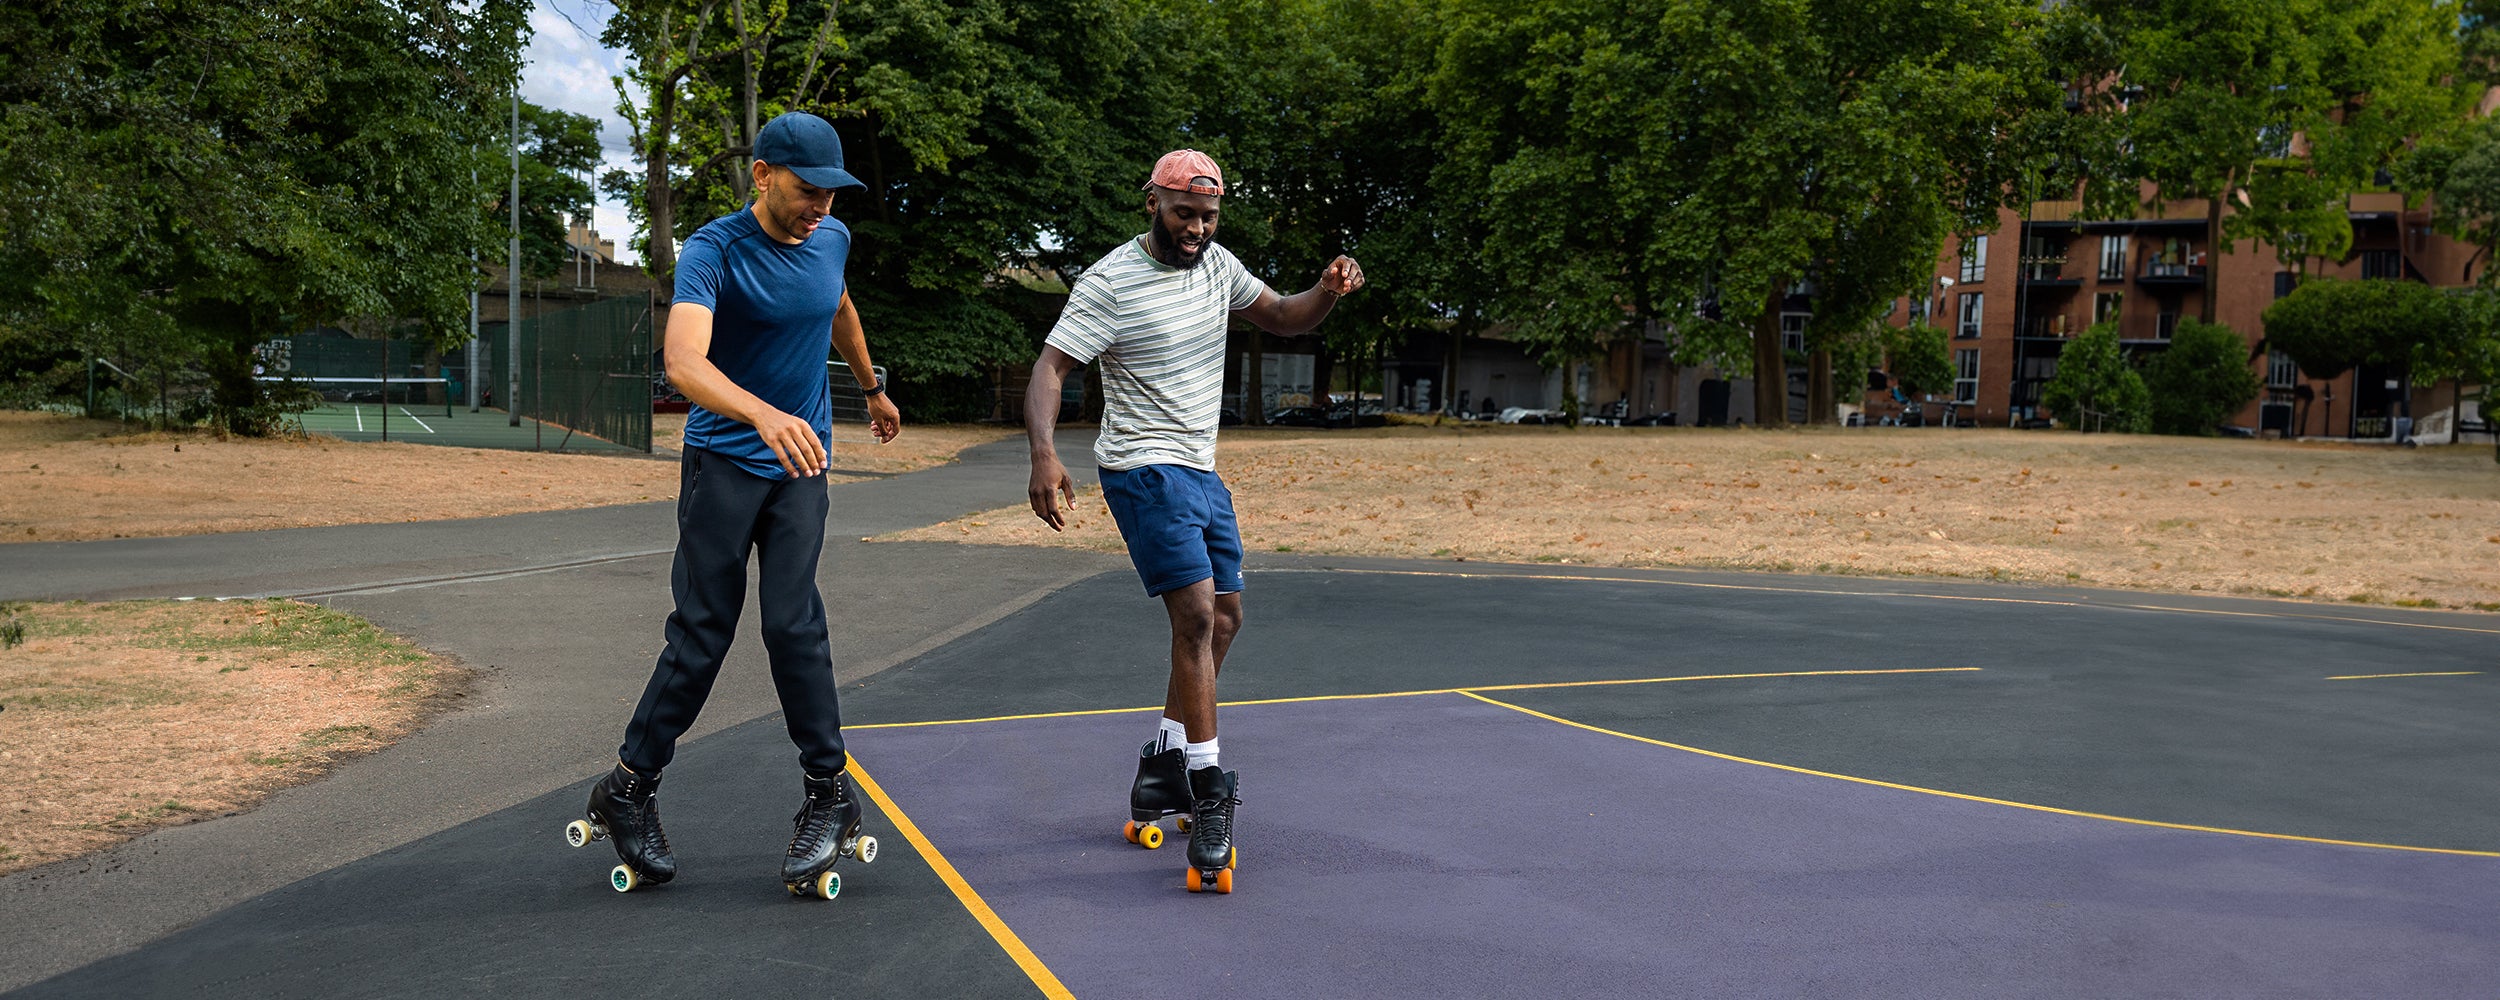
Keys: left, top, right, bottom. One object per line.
{"left": 281, "top": 377, "right": 647, "bottom": 454}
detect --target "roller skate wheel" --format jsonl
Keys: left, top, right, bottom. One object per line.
{"left": 1228, "top": 845, "right": 1238, "bottom": 870}
{"left": 1186, "top": 867, "right": 1204, "bottom": 893}
{"left": 1139, "top": 824, "right": 1164, "bottom": 850}
{"left": 854, "top": 836, "right": 878, "bottom": 865}
{"left": 813, "top": 869, "right": 842, "bottom": 900}
{"left": 564, "top": 820, "right": 597, "bottom": 848}
{"left": 610, "top": 865, "right": 638, "bottom": 893}
{"left": 1177, "top": 815, "right": 1191, "bottom": 833}
{"left": 1214, "top": 867, "right": 1233, "bottom": 893}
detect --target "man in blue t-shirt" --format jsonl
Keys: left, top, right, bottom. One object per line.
{"left": 569, "top": 111, "right": 902, "bottom": 900}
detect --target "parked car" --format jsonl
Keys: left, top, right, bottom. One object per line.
{"left": 1623, "top": 411, "right": 1678, "bottom": 427}
{"left": 1265, "top": 405, "right": 1334, "bottom": 427}
{"left": 1496, "top": 406, "right": 1566, "bottom": 425}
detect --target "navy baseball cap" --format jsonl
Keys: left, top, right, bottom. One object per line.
{"left": 753, "top": 112, "right": 865, "bottom": 192}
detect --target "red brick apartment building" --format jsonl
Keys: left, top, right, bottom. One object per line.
{"left": 1875, "top": 193, "right": 2483, "bottom": 439}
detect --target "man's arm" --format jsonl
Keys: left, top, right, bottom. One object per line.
{"left": 1025, "top": 345, "right": 1083, "bottom": 531}
{"left": 829, "top": 291, "right": 901, "bottom": 443}
{"left": 1234, "top": 255, "right": 1366, "bottom": 335}
{"left": 664, "top": 301, "right": 825, "bottom": 478}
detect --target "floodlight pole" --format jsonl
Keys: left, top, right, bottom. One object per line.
{"left": 508, "top": 75, "right": 523, "bottom": 427}
{"left": 468, "top": 160, "right": 480, "bottom": 413}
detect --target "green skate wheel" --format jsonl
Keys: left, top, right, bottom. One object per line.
{"left": 812, "top": 869, "right": 841, "bottom": 900}
{"left": 610, "top": 865, "right": 638, "bottom": 893}
{"left": 565, "top": 820, "right": 596, "bottom": 848}
{"left": 853, "top": 835, "right": 878, "bottom": 864}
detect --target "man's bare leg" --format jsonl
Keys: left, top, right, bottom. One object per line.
{"left": 1161, "top": 580, "right": 1244, "bottom": 742}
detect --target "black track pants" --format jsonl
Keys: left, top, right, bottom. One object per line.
{"left": 618, "top": 445, "right": 845, "bottom": 776}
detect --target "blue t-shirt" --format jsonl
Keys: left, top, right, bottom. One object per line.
{"left": 673, "top": 208, "right": 850, "bottom": 480}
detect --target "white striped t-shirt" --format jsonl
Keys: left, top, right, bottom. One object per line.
{"left": 1046, "top": 236, "right": 1269, "bottom": 471}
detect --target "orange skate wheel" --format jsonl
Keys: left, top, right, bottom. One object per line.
{"left": 1214, "top": 867, "right": 1233, "bottom": 893}
{"left": 1186, "top": 867, "right": 1205, "bottom": 893}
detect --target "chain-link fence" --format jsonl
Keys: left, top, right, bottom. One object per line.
{"left": 499, "top": 295, "right": 654, "bottom": 453}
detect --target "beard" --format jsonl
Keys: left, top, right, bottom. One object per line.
{"left": 1148, "top": 215, "right": 1207, "bottom": 269}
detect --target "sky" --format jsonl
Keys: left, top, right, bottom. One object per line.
{"left": 519, "top": 0, "right": 643, "bottom": 264}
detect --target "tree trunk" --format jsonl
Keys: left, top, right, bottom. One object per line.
{"left": 1807, "top": 347, "right": 1834, "bottom": 425}
{"left": 1312, "top": 343, "right": 1334, "bottom": 424}
{"left": 2201, "top": 193, "right": 2224, "bottom": 325}
{"left": 1441, "top": 327, "right": 1460, "bottom": 422}
{"left": 1752, "top": 289, "right": 1787, "bottom": 428}
{"left": 645, "top": 81, "right": 679, "bottom": 292}
{"left": 1628, "top": 325, "right": 1645, "bottom": 420}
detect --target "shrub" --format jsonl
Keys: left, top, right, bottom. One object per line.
{"left": 2042, "top": 322, "right": 2149, "bottom": 432}
{"left": 2143, "top": 319, "right": 2262, "bottom": 435}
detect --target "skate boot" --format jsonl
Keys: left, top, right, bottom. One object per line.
{"left": 1183, "top": 765, "right": 1239, "bottom": 894}
{"left": 1121, "top": 742, "right": 1192, "bottom": 849}
{"left": 782, "top": 771, "right": 877, "bottom": 900}
{"left": 563, "top": 763, "right": 677, "bottom": 892}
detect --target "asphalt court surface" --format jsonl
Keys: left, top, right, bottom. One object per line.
{"left": 15, "top": 565, "right": 2495, "bottom": 998}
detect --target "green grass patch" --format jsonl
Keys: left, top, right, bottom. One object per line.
{"left": 2391, "top": 597, "right": 2443, "bottom": 609}
{"left": 300, "top": 724, "right": 377, "bottom": 749}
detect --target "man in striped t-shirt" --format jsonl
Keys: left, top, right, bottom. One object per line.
{"left": 1025, "top": 149, "right": 1364, "bottom": 893}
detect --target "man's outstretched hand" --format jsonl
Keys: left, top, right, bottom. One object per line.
{"left": 1321, "top": 255, "right": 1365, "bottom": 296}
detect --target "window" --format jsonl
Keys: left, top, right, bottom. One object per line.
{"left": 2099, "top": 236, "right": 2129, "bottom": 280}
{"left": 2257, "top": 124, "right": 2292, "bottom": 160}
{"left": 1954, "top": 349, "right": 1980, "bottom": 404}
{"left": 2157, "top": 312, "right": 2179, "bottom": 340}
{"left": 1905, "top": 297, "right": 1929, "bottom": 324}
{"left": 1959, "top": 235, "right": 1988, "bottom": 283}
{"left": 1957, "top": 292, "right": 1984, "bottom": 339}
{"left": 1780, "top": 312, "right": 1809, "bottom": 353}
{"left": 2274, "top": 271, "right": 2297, "bottom": 299}
{"left": 2094, "top": 292, "right": 2124, "bottom": 326}
{"left": 2267, "top": 350, "right": 2298, "bottom": 389}
{"left": 2361, "top": 250, "right": 2402, "bottom": 280}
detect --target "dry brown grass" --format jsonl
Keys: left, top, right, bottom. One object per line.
{"left": 890, "top": 424, "right": 2500, "bottom": 612}
{"left": 0, "top": 412, "right": 1012, "bottom": 543}
{"left": 0, "top": 599, "right": 465, "bottom": 875}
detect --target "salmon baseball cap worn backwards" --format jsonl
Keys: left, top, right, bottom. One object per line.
{"left": 1143, "top": 149, "right": 1224, "bottom": 196}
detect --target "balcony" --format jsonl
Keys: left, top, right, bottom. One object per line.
{"left": 2138, "top": 260, "right": 2206, "bottom": 287}
{"left": 2020, "top": 256, "right": 2080, "bottom": 289}
{"left": 2017, "top": 314, "right": 2076, "bottom": 339}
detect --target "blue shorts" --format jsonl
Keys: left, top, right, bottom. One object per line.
{"left": 1097, "top": 464, "right": 1244, "bottom": 598}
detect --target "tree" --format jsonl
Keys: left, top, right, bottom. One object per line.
{"left": 1881, "top": 322, "right": 1956, "bottom": 399}
{"left": 515, "top": 103, "right": 603, "bottom": 281}
{"left": 1429, "top": 0, "right": 2058, "bottom": 428}
{"left": 2076, "top": 0, "right": 2466, "bottom": 313}
{"left": 2398, "top": 113, "right": 2500, "bottom": 285}
{"left": 0, "top": 0, "right": 526, "bottom": 432}
{"left": 2042, "top": 322, "right": 2150, "bottom": 432}
{"left": 2142, "top": 318, "right": 2262, "bottom": 435}
{"left": 2260, "top": 276, "right": 2462, "bottom": 381}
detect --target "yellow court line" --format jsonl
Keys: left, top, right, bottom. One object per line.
{"left": 1269, "top": 566, "right": 2500, "bottom": 636}
{"left": 848, "top": 668, "right": 1978, "bottom": 731}
{"left": 1456, "top": 690, "right": 2500, "bottom": 859}
{"left": 846, "top": 762, "right": 1077, "bottom": 1000}
{"left": 2325, "top": 671, "right": 2484, "bottom": 681}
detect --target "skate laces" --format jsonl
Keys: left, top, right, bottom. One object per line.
{"left": 629, "top": 781, "right": 671, "bottom": 856}
{"left": 787, "top": 782, "right": 843, "bottom": 858}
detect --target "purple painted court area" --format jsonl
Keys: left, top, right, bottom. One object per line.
{"left": 859, "top": 694, "right": 2499, "bottom": 999}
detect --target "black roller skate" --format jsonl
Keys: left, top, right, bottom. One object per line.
{"left": 1121, "top": 742, "right": 1193, "bottom": 849}
{"left": 782, "top": 771, "right": 877, "bottom": 900}
{"left": 563, "top": 763, "right": 677, "bottom": 892}
{"left": 1183, "top": 765, "right": 1239, "bottom": 894}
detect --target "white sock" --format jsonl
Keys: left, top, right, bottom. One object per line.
{"left": 1156, "top": 717, "right": 1187, "bottom": 753}
{"left": 1185, "top": 737, "right": 1219, "bottom": 772}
